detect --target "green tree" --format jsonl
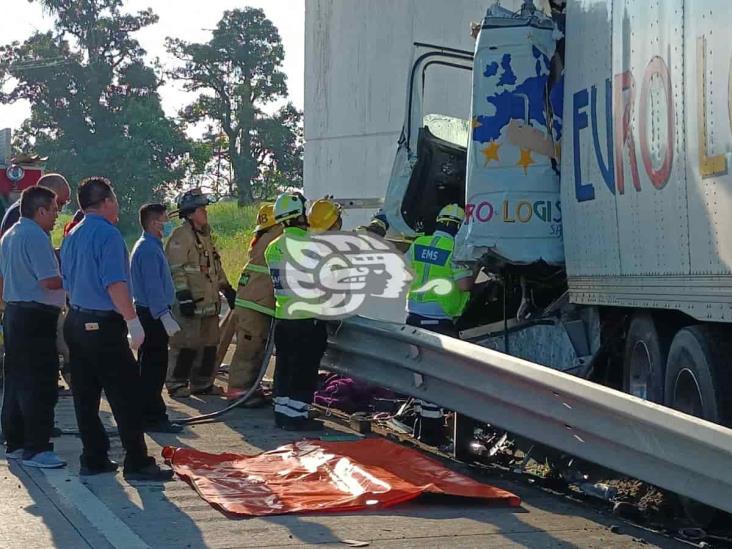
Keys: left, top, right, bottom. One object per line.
{"left": 166, "top": 7, "right": 303, "bottom": 205}
{"left": 0, "top": 0, "right": 190, "bottom": 230}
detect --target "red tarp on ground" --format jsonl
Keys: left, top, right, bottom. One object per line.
{"left": 162, "top": 438, "right": 520, "bottom": 516}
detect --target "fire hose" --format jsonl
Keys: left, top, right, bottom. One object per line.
{"left": 175, "top": 319, "right": 275, "bottom": 426}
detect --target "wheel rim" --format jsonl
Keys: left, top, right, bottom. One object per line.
{"left": 628, "top": 341, "right": 652, "bottom": 399}
{"left": 672, "top": 367, "right": 704, "bottom": 418}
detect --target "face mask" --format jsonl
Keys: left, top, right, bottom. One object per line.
{"left": 162, "top": 221, "right": 173, "bottom": 238}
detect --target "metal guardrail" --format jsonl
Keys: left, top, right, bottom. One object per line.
{"left": 322, "top": 316, "right": 732, "bottom": 513}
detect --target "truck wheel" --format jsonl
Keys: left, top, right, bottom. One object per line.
{"left": 622, "top": 313, "right": 670, "bottom": 403}
{"left": 665, "top": 325, "right": 732, "bottom": 526}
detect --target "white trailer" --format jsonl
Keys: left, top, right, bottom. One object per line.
{"left": 306, "top": 0, "right": 732, "bottom": 522}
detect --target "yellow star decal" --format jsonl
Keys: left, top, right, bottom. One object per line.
{"left": 482, "top": 141, "right": 501, "bottom": 165}
{"left": 517, "top": 147, "right": 535, "bottom": 175}
{"left": 471, "top": 117, "right": 483, "bottom": 129}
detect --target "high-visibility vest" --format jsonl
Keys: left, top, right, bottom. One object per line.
{"left": 407, "top": 233, "right": 470, "bottom": 319}
{"left": 264, "top": 226, "right": 316, "bottom": 320}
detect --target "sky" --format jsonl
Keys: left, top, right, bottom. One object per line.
{"left": 0, "top": 0, "right": 305, "bottom": 133}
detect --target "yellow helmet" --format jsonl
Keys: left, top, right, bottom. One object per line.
{"left": 254, "top": 203, "right": 277, "bottom": 232}
{"left": 436, "top": 204, "right": 465, "bottom": 226}
{"left": 308, "top": 197, "right": 343, "bottom": 232}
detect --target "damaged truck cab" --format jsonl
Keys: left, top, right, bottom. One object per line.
{"left": 381, "top": 0, "right": 732, "bottom": 477}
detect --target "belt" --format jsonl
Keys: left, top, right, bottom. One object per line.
{"left": 70, "top": 306, "right": 121, "bottom": 319}
{"left": 6, "top": 301, "right": 61, "bottom": 314}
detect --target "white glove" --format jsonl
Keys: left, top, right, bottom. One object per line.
{"left": 126, "top": 317, "right": 145, "bottom": 351}
{"left": 160, "top": 311, "right": 181, "bottom": 337}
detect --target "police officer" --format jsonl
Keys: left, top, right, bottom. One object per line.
{"left": 265, "top": 192, "right": 326, "bottom": 431}
{"left": 130, "top": 204, "right": 183, "bottom": 433}
{"left": 404, "top": 204, "right": 476, "bottom": 446}
{"left": 226, "top": 203, "right": 282, "bottom": 403}
{"left": 61, "top": 177, "right": 173, "bottom": 481}
{"left": 165, "top": 189, "right": 236, "bottom": 397}
{"left": 0, "top": 186, "right": 66, "bottom": 468}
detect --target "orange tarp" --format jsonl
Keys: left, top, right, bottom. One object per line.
{"left": 162, "top": 438, "right": 520, "bottom": 516}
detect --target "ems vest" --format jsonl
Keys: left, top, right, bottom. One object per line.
{"left": 234, "top": 225, "right": 283, "bottom": 316}
{"left": 407, "top": 233, "right": 470, "bottom": 320}
{"left": 264, "top": 226, "right": 316, "bottom": 320}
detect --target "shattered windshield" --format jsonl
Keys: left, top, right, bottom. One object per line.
{"left": 422, "top": 114, "right": 470, "bottom": 148}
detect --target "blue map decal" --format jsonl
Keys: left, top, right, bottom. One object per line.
{"left": 473, "top": 50, "right": 552, "bottom": 144}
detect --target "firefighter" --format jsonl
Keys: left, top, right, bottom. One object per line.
{"left": 265, "top": 192, "right": 327, "bottom": 431}
{"left": 225, "top": 203, "right": 282, "bottom": 403}
{"left": 307, "top": 197, "right": 342, "bottom": 233}
{"left": 404, "top": 204, "right": 476, "bottom": 446}
{"left": 165, "top": 189, "right": 236, "bottom": 397}
{"left": 356, "top": 210, "right": 389, "bottom": 237}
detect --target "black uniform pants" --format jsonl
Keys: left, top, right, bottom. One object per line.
{"left": 272, "top": 319, "right": 327, "bottom": 424}
{"left": 64, "top": 309, "right": 152, "bottom": 471}
{"left": 406, "top": 313, "right": 458, "bottom": 446}
{"left": 136, "top": 307, "right": 169, "bottom": 425}
{"left": 1, "top": 303, "right": 59, "bottom": 458}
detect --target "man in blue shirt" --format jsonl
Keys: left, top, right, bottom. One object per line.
{"left": 130, "top": 204, "right": 182, "bottom": 433}
{"left": 0, "top": 186, "right": 66, "bottom": 468}
{"left": 0, "top": 173, "right": 71, "bottom": 237}
{"left": 61, "top": 177, "right": 173, "bottom": 482}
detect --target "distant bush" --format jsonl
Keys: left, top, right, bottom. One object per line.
{"left": 52, "top": 201, "right": 260, "bottom": 285}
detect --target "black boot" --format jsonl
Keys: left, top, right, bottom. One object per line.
{"left": 171, "top": 348, "right": 196, "bottom": 381}
{"left": 191, "top": 346, "right": 221, "bottom": 394}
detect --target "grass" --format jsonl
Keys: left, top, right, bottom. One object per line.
{"left": 51, "top": 200, "right": 261, "bottom": 285}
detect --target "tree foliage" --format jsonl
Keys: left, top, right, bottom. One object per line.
{"left": 166, "top": 8, "right": 303, "bottom": 204}
{"left": 0, "top": 0, "right": 190, "bottom": 229}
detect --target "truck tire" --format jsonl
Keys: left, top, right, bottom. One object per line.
{"left": 665, "top": 325, "right": 732, "bottom": 426}
{"left": 664, "top": 325, "right": 732, "bottom": 526}
{"left": 622, "top": 313, "right": 671, "bottom": 403}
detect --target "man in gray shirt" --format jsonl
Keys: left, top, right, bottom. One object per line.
{"left": 0, "top": 186, "right": 66, "bottom": 468}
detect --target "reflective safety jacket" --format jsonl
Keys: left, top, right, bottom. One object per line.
{"left": 264, "top": 226, "right": 317, "bottom": 320}
{"left": 234, "top": 225, "right": 283, "bottom": 316}
{"left": 406, "top": 231, "right": 472, "bottom": 320}
{"left": 166, "top": 221, "right": 229, "bottom": 317}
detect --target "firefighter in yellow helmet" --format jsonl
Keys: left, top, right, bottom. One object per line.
{"left": 264, "top": 192, "right": 327, "bottom": 430}
{"left": 225, "top": 203, "right": 283, "bottom": 403}
{"left": 307, "top": 197, "right": 342, "bottom": 232}
{"left": 165, "top": 189, "right": 236, "bottom": 397}
{"left": 404, "top": 203, "right": 476, "bottom": 445}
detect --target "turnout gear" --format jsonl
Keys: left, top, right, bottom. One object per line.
{"left": 308, "top": 198, "right": 342, "bottom": 232}
{"left": 254, "top": 203, "right": 277, "bottom": 232}
{"left": 223, "top": 285, "right": 237, "bottom": 310}
{"left": 166, "top": 221, "right": 228, "bottom": 318}
{"left": 176, "top": 290, "right": 196, "bottom": 317}
{"left": 273, "top": 192, "right": 307, "bottom": 224}
{"left": 165, "top": 219, "right": 230, "bottom": 394}
{"left": 357, "top": 210, "right": 389, "bottom": 237}
{"left": 228, "top": 224, "right": 283, "bottom": 396}
{"left": 176, "top": 188, "right": 214, "bottom": 218}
